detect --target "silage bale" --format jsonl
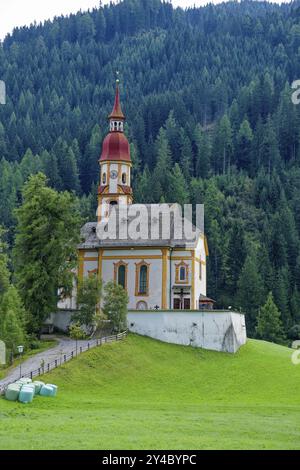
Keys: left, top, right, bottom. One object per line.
{"left": 40, "top": 385, "right": 54, "bottom": 397}
{"left": 46, "top": 384, "right": 58, "bottom": 396}
{"left": 33, "top": 381, "right": 44, "bottom": 394}
{"left": 23, "top": 383, "right": 36, "bottom": 396}
{"left": 5, "top": 385, "right": 20, "bottom": 402}
{"left": 18, "top": 378, "right": 32, "bottom": 385}
{"left": 18, "top": 387, "right": 34, "bottom": 404}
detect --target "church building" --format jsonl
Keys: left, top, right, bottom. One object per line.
{"left": 61, "top": 81, "right": 209, "bottom": 311}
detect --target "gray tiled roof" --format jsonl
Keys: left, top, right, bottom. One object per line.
{"left": 78, "top": 204, "right": 203, "bottom": 249}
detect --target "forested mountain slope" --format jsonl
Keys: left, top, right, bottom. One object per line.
{"left": 0, "top": 0, "right": 300, "bottom": 336}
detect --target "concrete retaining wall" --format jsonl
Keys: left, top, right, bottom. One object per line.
{"left": 127, "top": 310, "right": 247, "bottom": 353}
{"left": 48, "top": 309, "right": 247, "bottom": 353}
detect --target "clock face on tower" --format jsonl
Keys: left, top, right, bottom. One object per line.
{"left": 110, "top": 170, "right": 118, "bottom": 180}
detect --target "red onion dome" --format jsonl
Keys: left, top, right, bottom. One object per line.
{"left": 100, "top": 132, "right": 131, "bottom": 162}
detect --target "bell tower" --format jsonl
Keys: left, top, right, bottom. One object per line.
{"left": 98, "top": 79, "right": 133, "bottom": 221}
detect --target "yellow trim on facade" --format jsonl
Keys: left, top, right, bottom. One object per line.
{"left": 78, "top": 250, "right": 84, "bottom": 283}
{"left": 88, "top": 268, "right": 97, "bottom": 278}
{"left": 97, "top": 249, "right": 103, "bottom": 283}
{"left": 107, "top": 162, "right": 111, "bottom": 182}
{"left": 113, "top": 260, "right": 128, "bottom": 290}
{"left": 161, "top": 248, "right": 168, "bottom": 309}
{"left": 100, "top": 160, "right": 132, "bottom": 167}
{"left": 135, "top": 260, "right": 150, "bottom": 297}
{"left": 191, "top": 251, "right": 195, "bottom": 309}
{"left": 175, "top": 260, "right": 189, "bottom": 284}
{"left": 102, "top": 254, "right": 162, "bottom": 260}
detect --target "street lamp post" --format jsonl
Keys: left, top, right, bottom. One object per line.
{"left": 17, "top": 345, "right": 24, "bottom": 379}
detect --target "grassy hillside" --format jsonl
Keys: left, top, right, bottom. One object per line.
{"left": 0, "top": 334, "right": 299, "bottom": 450}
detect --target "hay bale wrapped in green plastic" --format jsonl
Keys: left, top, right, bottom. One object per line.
{"left": 40, "top": 384, "right": 54, "bottom": 397}
{"left": 47, "top": 384, "right": 58, "bottom": 397}
{"left": 33, "top": 381, "right": 45, "bottom": 395}
{"left": 18, "top": 387, "right": 34, "bottom": 404}
{"left": 23, "top": 383, "right": 36, "bottom": 396}
{"left": 18, "top": 378, "right": 32, "bottom": 385}
{"left": 5, "top": 384, "right": 21, "bottom": 402}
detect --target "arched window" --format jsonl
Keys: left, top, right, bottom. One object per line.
{"left": 135, "top": 261, "right": 150, "bottom": 296}
{"left": 179, "top": 266, "right": 186, "bottom": 281}
{"left": 118, "top": 265, "right": 126, "bottom": 289}
{"left": 110, "top": 201, "right": 118, "bottom": 207}
{"left": 175, "top": 261, "right": 189, "bottom": 284}
{"left": 136, "top": 301, "right": 148, "bottom": 310}
{"left": 139, "top": 265, "right": 147, "bottom": 294}
{"left": 122, "top": 173, "right": 126, "bottom": 184}
{"left": 114, "top": 261, "right": 127, "bottom": 290}
{"left": 113, "top": 121, "right": 118, "bottom": 131}
{"left": 102, "top": 173, "right": 106, "bottom": 184}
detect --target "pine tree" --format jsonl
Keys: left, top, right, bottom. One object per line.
{"left": 256, "top": 292, "right": 285, "bottom": 344}
{"left": 152, "top": 128, "right": 172, "bottom": 201}
{"left": 236, "top": 251, "right": 264, "bottom": 336}
{"left": 60, "top": 147, "right": 81, "bottom": 193}
{"left": 0, "top": 227, "right": 10, "bottom": 297}
{"left": 213, "top": 114, "right": 232, "bottom": 174}
{"left": 226, "top": 222, "right": 247, "bottom": 295}
{"left": 194, "top": 124, "right": 211, "bottom": 178}
{"left": 236, "top": 118, "right": 253, "bottom": 170}
{"left": 168, "top": 163, "right": 189, "bottom": 206}
{"left": 41, "top": 150, "right": 62, "bottom": 190}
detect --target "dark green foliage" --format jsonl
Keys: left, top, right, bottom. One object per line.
{"left": 13, "top": 173, "right": 81, "bottom": 334}
{"left": 73, "top": 276, "right": 102, "bottom": 333}
{"left": 103, "top": 281, "right": 129, "bottom": 333}
{"left": 256, "top": 292, "right": 286, "bottom": 344}
{"left": 0, "top": 1, "right": 299, "bottom": 341}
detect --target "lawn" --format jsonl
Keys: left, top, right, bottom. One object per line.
{"left": 0, "top": 334, "right": 299, "bottom": 450}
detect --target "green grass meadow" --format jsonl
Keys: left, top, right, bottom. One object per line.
{"left": 0, "top": 334, "right": 299, "bottom": 450}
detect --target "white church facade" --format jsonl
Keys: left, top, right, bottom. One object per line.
{"left": 60, "top": 81, "right": 209, "bottom": 312}
{"left": 55, "top": 81, "right": 247, "bottom": 353}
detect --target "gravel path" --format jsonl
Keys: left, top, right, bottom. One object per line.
{"left": 0, "top": 336, "right": 92, "bottom": 389}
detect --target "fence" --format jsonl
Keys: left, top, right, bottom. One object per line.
{"left": 0, "top": 331, "right": 127, "bottom": 395}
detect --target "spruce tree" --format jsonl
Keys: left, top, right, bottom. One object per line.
{"left": 256, "top": 292, "right": 285, "bottom": 344}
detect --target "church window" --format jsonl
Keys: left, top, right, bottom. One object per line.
{"left": 136, "top": 300, "right": 148, "bottom": 310}
{"left": 175, "top": 261, "right": 189, "bottom": 284}
{"left": 122, "top": 173, "right": 127, "bottom": 184}
{"left": 118, "top": 265, "right": 126, "bottom": 289}
{"left": 114, "top": 261, "right": 128, "bottom": 290}
{"left": 102, "top": 173, "right": 106, "bottom": 184}
{"left": 135, "top": 261, "right": 150, "bottom": 296}
{"left": 179, "top": 266, "right": 186, "bottom": 281}
{"left": 110, "top": 201, "right": 118, "bottom": 207}
{"left": 139, "top": 266, "right": 147, "bottom": 294}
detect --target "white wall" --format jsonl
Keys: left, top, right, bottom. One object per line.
{"left": 127, "top": 311, "right": 247, "bottom": 353}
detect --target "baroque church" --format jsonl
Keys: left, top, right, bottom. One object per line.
{"left": 60, "top": 81, "right": 210, "bottom": 312}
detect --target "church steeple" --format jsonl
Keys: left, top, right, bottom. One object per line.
{"left": 98, "top": 78, "right": 133, "bottom": 221}
{"left": 108, "top": 79, "right": 125, "bottom": 122}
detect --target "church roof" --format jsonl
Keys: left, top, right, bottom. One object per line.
{"left": 100, "top": 131, "right": 131, "bottom": 162}
{"left": 79, "top": 204, "right": 204, "bottom": 249}
{"left": 108, "top": 81, "right": 125, "bottom": 120}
